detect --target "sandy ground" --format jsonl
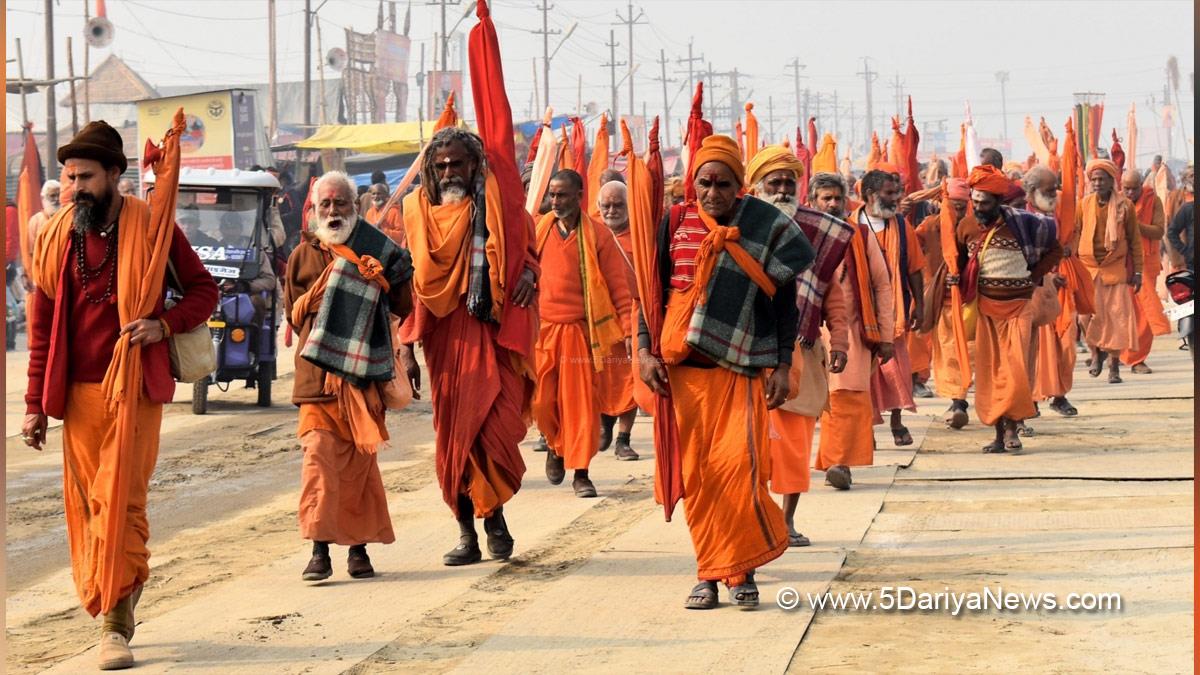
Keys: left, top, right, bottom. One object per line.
{"left": 5, "top": 332, "right": 1194, "bottom": 673}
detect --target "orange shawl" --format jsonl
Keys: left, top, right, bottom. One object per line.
{"left": 535, "top": 210, "right": 624, "bottom": 370}
{"left": 1079, "top": 192, "right": 1131, "bottom": 267}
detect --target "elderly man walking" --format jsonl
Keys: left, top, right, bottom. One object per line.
{"left": 285, "top": 170, "right": 414, "bottom": 583}
{"left": 638, "top": 135, "right": 814, "bottom": 609}
{"left": 24, "top": 119, "right": 218, "bottom": 669}
{"left": 1118, "top": 169, "right": 1170, "bottom": 373}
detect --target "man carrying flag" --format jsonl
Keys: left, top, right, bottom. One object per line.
{"left": 23, "top": 117, "right": 218, "bottom": 669}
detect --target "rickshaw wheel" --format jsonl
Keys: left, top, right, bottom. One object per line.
{"left": 192, "top": 377, "right": 210, "bottom": 415}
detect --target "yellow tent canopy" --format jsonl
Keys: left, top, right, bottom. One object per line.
{"left": 295, "top": 120, "right": 469, "bottom": 154}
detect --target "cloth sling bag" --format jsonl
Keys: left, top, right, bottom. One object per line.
{"left": 164, "top": 258, "right": 217, "bottom": 383}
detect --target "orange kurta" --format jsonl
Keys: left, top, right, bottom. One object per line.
{"left": 1077, "top": 195, "right": 1142, "bottom": 352}
{"left": 670, "top": 363, "right": 788, "bottom": 584}
{"left": 1033, "top": 295, "right": 1078, "bottom": 400}
{"left": 532, "top": 220, "right": 632, "bottom": 470}
{"left": 596, "top": 228, "right": 639, "bottom": 415}
{"left": 931, "top": 301, "right": 973, "bottom": 399}
{"left": 768, "top": 409, "right": 814, "bottom": 494}
{"left": 297, "top": 401, "right": 395, "bottom": 546}
{"left": 63, "top": 383, "right": 162, "bottom": 617}
{"left": 858, "top": 208, "right": 922, "bottom": 415}
{"left": 1120, "top": 190, "right": 1170, "bottom": 365}
{"left": 365, "top": 204, "right": 406, "bottom": 246}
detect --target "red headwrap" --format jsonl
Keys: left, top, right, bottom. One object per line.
{"left": 968, "top": 164, "right": 1012, "bottom": 196}
{"left": 946, "top": 177, "right": 970, "bottom": 201}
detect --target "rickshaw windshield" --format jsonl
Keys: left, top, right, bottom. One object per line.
{"left": 175, "top": 188, "right": 263, "bottom": 262}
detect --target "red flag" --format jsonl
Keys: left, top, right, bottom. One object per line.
{"left": 806, "top": 117, "right": 818, "bottom": 158}
{"left": 646, "top": 116, "right": 664, "bottom": 230}
{"left": 467, "top": 0, "right": 536, "bottom": 360}
{"left": 16, "top": 124, "right": 43, "bottom": 278}
{"left": 525, "top": 125, "right": 544, "bottom": 165}
{"left": 901, "top": 97, "right": 922, "bottom": 194}
{"left": 1109, "top": 128, "right": 1125, "bottom": 175}
{"left": 734, "top": 120, "right": 745, "bottom": 159}
{"left": 682, "top": 82, "right": 712, "bottom": 202}
{"left": 951, "top": 123, "right": 968, "bottom": 178}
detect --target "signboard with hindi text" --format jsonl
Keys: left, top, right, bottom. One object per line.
{"left": 137, "top": 89, "right": 262, "bottom": 171}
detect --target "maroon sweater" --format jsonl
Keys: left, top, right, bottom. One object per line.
{"left": 26, "top": 224, "right": 219, "bottom": 416}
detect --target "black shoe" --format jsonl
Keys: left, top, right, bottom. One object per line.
{"left": 545, "top": 450, "right": 565, "bottom": 485}
{"left": 598, "top": 415, "right": 616, "bottom": 452}
{"left": 613, "top": 439, "right": 639, "bottom": 461}
{"left": 912, "top": 381, "right": 934, "bottom": 398}
{"left": 572, "top": 475, "right": 598, "bottom": 498}
{"left": 443, "top": 536, "right": 483, "bottom": 566}
{"left": 347, "top": 544, "right": 375, "bottom": 578}
{"left": 533, "top": 435, "right": 549, "bottom": 453}
{"left": 302, "top": 542, "right": 332, "bottom": 581}
{"left": 484, "top": 510, "right": 514, "bottom": 560}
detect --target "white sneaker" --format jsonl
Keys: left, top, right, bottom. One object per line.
{"left": 98, "top": 631, "right": 134, "bottom": 670}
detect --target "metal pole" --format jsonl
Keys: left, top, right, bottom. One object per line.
{"left": 316, "top": 18, "right": 328, "bottom": 124}
{"left": 541, "top": 2, "right": 551, "bottom": 114}
{"left": 16, "top": 38, "right": 29, "bottom": 126}
{"left": 268, "top": 0, "right": 278, "bottom": 140}
{"left": 83, "top": 0, "right": 90, "bottom": 123}
{"left": 67, "top": 36, "right": 79, "bottom": 136}
{"left": 659, "top": 48, "right": 670, "bottom": 144}
{"left": 304, "top": 0, "right": 312, "bottom": 126}
{"left": 45, "top": 0, "right": 58, "bottom": 176}
{"left": 440, "top": 0, "right": 449, "bottom": 80}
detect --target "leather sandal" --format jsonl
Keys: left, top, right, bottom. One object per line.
{"left": 685, "top": 581, "right": 719, "bottom": 610}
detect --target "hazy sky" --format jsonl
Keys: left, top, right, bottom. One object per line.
{"left": 6, "top": 0, "right": 1195, "bottom": 160}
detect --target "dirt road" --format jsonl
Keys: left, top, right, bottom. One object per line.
{"left": 5, "top": 334, "right": 1193, "bottom": 673}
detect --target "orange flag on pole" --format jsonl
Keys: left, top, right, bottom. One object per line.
{"left": 743, "top": 103, "right": 759, "bottom": 164}
{"left": 586, "top": 113, "right": 611, "bottom": 224}
{"left": 16, "top": 124, "right": 43, "bottom": 280}
{"left": 939, "top": 179, "right": 971, "bottom": 394}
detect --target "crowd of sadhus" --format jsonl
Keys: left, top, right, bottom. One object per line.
{"left": 17, "top": 2, "right": 1194, "bottom": 667}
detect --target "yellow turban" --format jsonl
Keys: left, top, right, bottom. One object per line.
{"left": 692, "top": 134, "right": 745, "bottom": 186}
{"left": 744, "top": 144, "right": 805, "bottom": 188}
{"left": 1085, "top": 158, "right": 1119, "bottom": 181}
{"left": 811, "top": 133, "right": 838, "bottom": 175}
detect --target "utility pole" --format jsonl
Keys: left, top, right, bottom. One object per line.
{"left": 304, "top": 0, "right": 312, "bottom": 126}
{"left": 613, "top": 2, "right": 646, "bottom": 118}
{"left": 995, "top": 70, "right": 1010, "bottom": 140}
{"left": 66, "top": 37, "right": 79, "bottom": 136}
{"left": 655, "top": 48, "right": 675, "bottom": 144}
{"left": 16, "top": 38, "right": 29, "bottom": 126}
{"left": 892, "top": 72, "right": 904, "bottom": 118}
{"left": 767, "top": 95, "right": 775, "bottom": 142}
{"left": 83, "top": 0, "right": 90, "bottom": 123}
{"left": 316, "top": 16, "right": 328, "bottom": 123}
{"left": 45, "top": 0, "right": 57, "bottom": 177}
{"left": 428, "top": 0, "right": 464, "bottom": 81}
{"left": 857, "top": 57, "right": 878, "bottom": 156}
{"left": 814, "top": 92, "right": 822, "bottom": 130}
{"left": 602, "top": 29, "right": 624, "bottom": 136}
{"left": 849, "top": 100, "right": 856, "bottom": 153}
{"left": 803, "top": 88, "right": 810, "bottom": 127}
{"left": 786, "top": 58, "right": 805, "bottom": 128}
{"left": 832, "top": 90, "right": 839, "bottom": 142}
{"left": 676, "top": 37, "right": 703, "bottom": 97}
{"left": 728, "top": 68, "right": 744, "bottom": 132}
{"left": 268, "top": 0, "right": 278, "bottom": 141}
{"left": 532, "top": 2, "right": 560, "bottom": 112}
{"left": 531, "top": 58, "right": 540, "bottom": 114}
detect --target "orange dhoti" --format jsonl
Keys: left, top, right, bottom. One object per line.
{"left": 1085, "top": 278, "right": 1139, "bottom": 352}
{"left": 871, "top": 334, "right": 918, "bottom": 415}
{"left": 974, "top": 297, "right": 1037, "bottom": 426}
{"left": 907, "top": 331, "right": 932, "bottom": 383}
{"left": 670, "top": 363, "right": 788, "bottom": 584}
{"left": 1033, "top": 319, "right": 1078, "bottom": 399}
{"left": 63, "top": 383, "right": 162, "bottom": 617}
{"left": 424, "top": 303, "right": 527, "bottom": 518}
{"left": 597, "top": 339, "right": 637, "bottom": 416}
{"left": 816, "top": 389, "right": 876, "bottom": 470}
{"left": 768, "top": 410, "right": 814, "bottom": 494}
{"left": 298, "top": 401, "right": 395, "bottom": 546}
{"left": 533, "top": 320, "right": 599, "bottom": 470}
{"left": 931, "top": 302, "right": 973, "bottom": 399}
{"left": 1120, "top": 274, "right": 1172, "bottom": 366}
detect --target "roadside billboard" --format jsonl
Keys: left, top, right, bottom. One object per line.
{"left": 137, "top": 89, "right": 260, "bottom": 171}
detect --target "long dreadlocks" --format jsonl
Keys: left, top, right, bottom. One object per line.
{"left": 420, "top": 127, "right": 487, "bottom": 205}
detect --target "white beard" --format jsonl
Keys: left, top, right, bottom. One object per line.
{"left": 441, "top": 186, "right": 467, "bottom": 205}
{"left": 874, "top": 206, "right": 897, "bottom": 219}
{"left": 766, "top": 194, "right": 798, "bottom": 218}
{"left": 602, "top": 215, "right": 629, "bottom": 230}
{"left": 1032, "top": 191, "right": 1057, "bottom": 214}
{"left": 314, "top": 213, "right": 357, "bottom": 246}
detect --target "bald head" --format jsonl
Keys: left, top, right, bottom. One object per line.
{"left": 1121, "top": 169, "right": 1144, "bottom": 201}
{"left": 1022, "top": 165, "right": 1058, "bottom": 214}
{"left": 597, "top": 180, "right": 629, "bottom": 232}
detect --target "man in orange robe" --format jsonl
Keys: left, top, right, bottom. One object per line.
{"left": 363, "top": 182, "right": 407, "bottom": 245}
{"left": 957, "top": 166, "right": 1062, "bottom": 453}
{"left": 533, "top": 169, "right": 634, "bottom": 497}
{"left": 1118, "top": 170, "right": 1170, "bottom": 372}
{"left": 594, "top": 180, "right": 641, "bottom": 461}
{"left": 1025, "top": 166, "right": 1080, "bottom": 417}
{"left": 638, "top": 135, "right": 813, "bottom": 609}
{"left": 746, "top": 152, "right": 853, "bottom": 546}
{"left": 285, "top": 171, "right": 414, "bottom": 582}
{"left": 847, "top": 169, "right": 925, "bottom": 447}
{"left": 24, "top": 120, "right": 218, "bottom": 670}
{"left": 812, "top": 173, "right": 894, "bottom": 489}
{"left": 1078, "top": 159, "right": 1143, "bottom": 384}
{"left": 915, "top": 177, "right": 973, "bottom": 428}
{"left": 400, "top": 127, "right": 540, "bottom": 566}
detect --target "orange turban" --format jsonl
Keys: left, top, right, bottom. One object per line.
{"left": 1084, "top": 158, "right": 1119, "bottom": 181}
{"left": 692, "top": 134, "right": 745, "bottom": 186}
{"left": 947, "top": 177, "right": 970, "bottom": 200}
{"left": 745, "top": 144, "right": 805, "bottom": 188}
{"left": 968, "top": 164, "right": 1012, "bottom": 196}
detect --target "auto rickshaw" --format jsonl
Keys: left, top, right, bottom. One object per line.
{"left": 146, "top": 167, "right": 281, "bottom": 414}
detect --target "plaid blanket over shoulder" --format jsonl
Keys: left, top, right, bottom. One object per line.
{"left": 301, "top": 219, "right": 414, "bottom": 387}
{"left": 686, "top": 196, "right": 815, "bottom": 373}
{"left": 791, "top": 206, "right": 855, "bottom": 346}
{"left": 1001, "top": 205, "right": 1058, "bottom": 268}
